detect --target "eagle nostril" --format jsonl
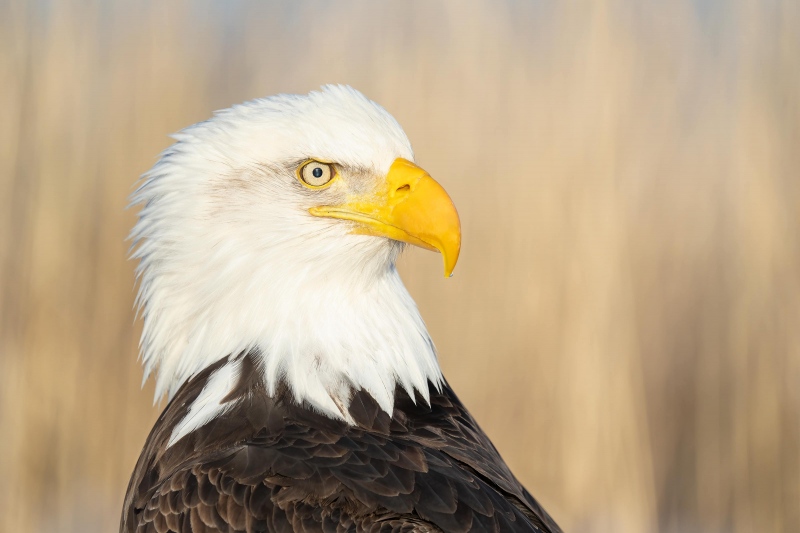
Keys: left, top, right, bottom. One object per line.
{"left": 395, "top": 184, "right": 411, "bottom": 196}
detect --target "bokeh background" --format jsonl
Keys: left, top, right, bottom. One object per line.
{"left": 1, "top": 1, "right": 798, "bottom": 532}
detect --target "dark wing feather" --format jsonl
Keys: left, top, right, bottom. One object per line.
{"left": 121, "top": 352, "right": 561, "bottom": 533}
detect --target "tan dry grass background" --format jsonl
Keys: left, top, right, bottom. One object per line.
{"left": 1, "top": 1, "right": 799, "bottom": 532}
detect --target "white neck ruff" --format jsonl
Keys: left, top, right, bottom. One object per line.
{"left": 157, "top": 260, "right": 443, "bottom": 446}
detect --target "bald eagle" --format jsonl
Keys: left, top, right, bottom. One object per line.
{"left": 122, "top": 86, "right": 561, "bottom": 533}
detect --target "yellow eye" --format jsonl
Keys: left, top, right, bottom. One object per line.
{"left": 298, "top": 160, "right": 335, "bottom": 188}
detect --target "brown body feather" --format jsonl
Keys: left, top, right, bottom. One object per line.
{"left": 121, "top": 353, "right": 561, "bottom": 533}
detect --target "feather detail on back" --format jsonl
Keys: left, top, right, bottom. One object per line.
{"left": 122, "top": 352, "right": 561, "bottom": 533}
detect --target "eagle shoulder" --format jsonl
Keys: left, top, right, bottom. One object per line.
{"left": 121, "top": 353, "right": 560, "bottom": 533}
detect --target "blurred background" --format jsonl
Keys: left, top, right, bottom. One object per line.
{"left": 1, "top": 1, "right": 798, "bottom": 532}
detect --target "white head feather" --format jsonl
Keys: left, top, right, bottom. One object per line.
{"left": 129, "top": 85, "right": 443, "bottom": 434}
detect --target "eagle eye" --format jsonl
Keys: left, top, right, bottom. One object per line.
{"left": 298, "top": 160, "right": 335, "bottom": 188}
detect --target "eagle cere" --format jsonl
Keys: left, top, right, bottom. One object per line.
{"left": 122, "top": 85, "right": 561, "bottom": 533}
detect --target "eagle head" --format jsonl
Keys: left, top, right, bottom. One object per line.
{"left": 130, "top": 85, "right": 460, "bottom": 425}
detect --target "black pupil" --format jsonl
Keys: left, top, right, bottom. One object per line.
{"left": 312, "top": 167, "right": 324, "bottom": 178}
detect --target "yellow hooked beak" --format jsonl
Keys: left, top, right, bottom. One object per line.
{"left": 309, "top": 158, "right": 461, "bottom": 277}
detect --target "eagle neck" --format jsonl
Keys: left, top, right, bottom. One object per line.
{"left": 162, "top": 264, "right": 443, "bottom": 445}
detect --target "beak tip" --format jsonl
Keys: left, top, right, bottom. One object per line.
{"left": 443, "top": 258, "right": 457, "bottom": 279}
